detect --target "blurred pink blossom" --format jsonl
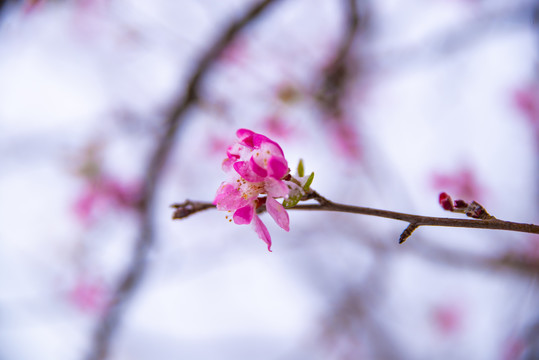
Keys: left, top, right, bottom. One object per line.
{"left": 514, "top": 84, "right": 539, "bottom": 127}
{"left": 206, "top": 135, "right": 230, "bottom": 157}
{"left": 73, "top": 177, "right": 141, "bottom": 226}
{"left": 22, "top": 0, "right": 45, "bottom": 15}
{"left": 501, "top": 337, "right": 525, "bottom": 360}
{"left": 218, "top": 37, "right": 249, "bottom": 66}
{"left": 431, "top": 303, "right": 463, "bottom": 336}
{"left": 431, "top": 167, "right": 483, "bottom": 200}
{"left": 513, "top": 83, "right": 539, "bottom": 147}
{"left": 214, "top": 129, "right": 290, "bottom": 251}
{"left": 68, "top": 276, "right": 108, "bottom": 314}
{"left": 328, "top": 119, "right": 362, "bottom": 161}
{"left": 262, "top": 115, "right": 295, "bottom": 139}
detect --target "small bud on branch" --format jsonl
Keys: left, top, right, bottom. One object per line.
{"left": 438, "top": 192, "right": 494, "bottom": 220}
{"left": 439, "top": 192, "right": 454, "bottom": 211}
{"left": 399, "top": 223, "right": 419, "bottom": 244}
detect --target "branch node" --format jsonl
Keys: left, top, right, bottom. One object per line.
{"left": 465, "top": 201, "right": 495, "bottom": 220}
{"left": 399, "top": 223, "right": 420, "bottom": 244}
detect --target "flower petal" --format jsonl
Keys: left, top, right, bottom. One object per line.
{"left": 226, "top": 144, "right": 242, "bottom": 161}
{"left": 252, "top": 215, "right": 272, "bottom": 252}
{"left": 233, "top": 161, "right": 265, "bottom": 182}
{"left": 255, "top": 134, "right": 284, "bottom": 156}
{"left": 237, "top": 129, "right": 255, "bottom": 148}
{"left": 249, "top": 156, "right": 268, "bottom": 177}
{"left": 265, "top": 178, "right": 289, "bottom": 198}
{"left": 266, "top": 196, "right": 290, "bottom": 231}
{"left": 233, "top": 205, "right": 254, "bottom": 225}
{"left": 267, "top": 156, "right": 288, "bottom": 179}
{"left": 222, "top": 158, "right": 235, "bottom": 172}
{"left": 214, "top": 182, "right": 248, "bottom": 210}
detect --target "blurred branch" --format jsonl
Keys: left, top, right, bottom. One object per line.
{"left": 413, "top": 241, "right": 539, "bottom": 276}
{"left": 315, "top": 0, "right": 366, "bottom": 117}
{"left": 340, "top": 223, "right": 539, "bottom": 278}
{"left": 316, "top": 253, "right": 400, "bottom": 359}
{"left": 85, "top": 1, "right": 285, "bottom": 359}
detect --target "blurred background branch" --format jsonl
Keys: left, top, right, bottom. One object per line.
{"left": 85, "top": 1, "right": 286, "bottom": 359}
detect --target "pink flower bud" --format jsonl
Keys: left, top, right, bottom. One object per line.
{"left": 439, "top": 192, "right": 454, "bottom": 211}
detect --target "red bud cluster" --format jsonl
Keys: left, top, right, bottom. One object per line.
{"left": 438, "top": 192, "right": 493, "bottom": 220}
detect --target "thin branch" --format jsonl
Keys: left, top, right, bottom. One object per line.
{"left": 315, "top": 0, "right": 366, "bottom": 116}
{"left": 398, "top": 223, "right": 419, "bottom": 244}
{"left": 291, "top": 202, "right": 539, "bottom": 236}
{"left": 171, "top": 200, "right": 215, "bottom": 219}
{"left": 416, "top": 241, "right": 539, "bottom": 276}
{"left": 171, "top": 194, "right": 539, "bottom": 238}
{"left": 85, "top": 1, "right": 284, "bottom": 359}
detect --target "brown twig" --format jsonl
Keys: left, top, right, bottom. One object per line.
{"left": 85, "top": 1, "right": 285, "bottom": 359}
{"left": 398, "top": 223, "right": 419, "bottom": 244}
{"left": 171, "top": 200, "right": 216, "bottom": 219}
{"left": 171, "top": 194, "right": 539, "bottom": 239}
{"left": 292, "top": 202, "right": 539, "bottom": 237}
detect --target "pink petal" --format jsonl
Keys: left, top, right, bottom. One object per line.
{"left": 237, "top": 129, "right": 255, "bottom": 148}
{"left": 226, "top": 144, "right": 241, "bottom": 161}
{"left": 258, "top": 137, "right": 284, "bottom": 157}
{"left": 249, "top": 156, "right": 268, "bottom": 177}
{"left": 267, "top": 156, "right": 288, "bottom": 179}
{"left": 222, "top": 158, "right": 235, "bottom": 172}
{"left": 252, "top": 215, "right": 272, "bottom": 252}
{"left": 251, "top": 133, "right": 271, "bottom": 147}
{"left": 214, "top": 182, "right": 234, "bottom": 203}
{"left": 214, "top": 182, "right": 248, "bottom": 210}
{"left": 233, "top": 161, "right": 264, "bottom": 182}
{"left": 266, "top": 196, "right": 290, "bottom": 231}
{"left": 233, "top": 205, "right": 254, "bottom": 225}
{"left": 237, "top": 129, "right": 285, "bottom": 157}
{"left": 265, "top": 178, "right": 289, "bottom": 198}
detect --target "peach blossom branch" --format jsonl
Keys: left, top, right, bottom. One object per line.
{"left": 171, "top": 192, "right": 539, "bottom": 241}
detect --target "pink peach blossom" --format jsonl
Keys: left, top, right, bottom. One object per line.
{"left": 214, "top": 129, "right": 290, "bottom": 251}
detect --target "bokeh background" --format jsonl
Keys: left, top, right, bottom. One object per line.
{"left": 1, "top": 0, "right": 538, "bottom": 359}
